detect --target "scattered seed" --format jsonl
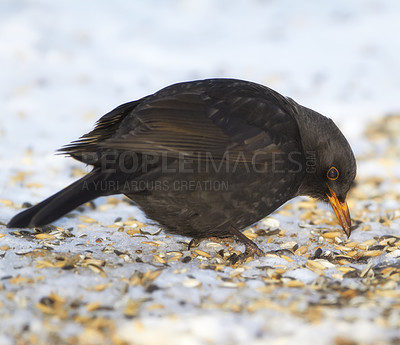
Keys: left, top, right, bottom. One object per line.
{"left": 274, "top": 268, "right": 286, "bottom": 275}
{"left": 35, "top": 233, "right": 56, "bottom": 240}
{"left": 87, "top": 264, "right": 106, "bottom": 277}
{"left": 126, "top": 228, "right": 140, "bottom": 236}
{"left": 183, "top": 278, "right": 202, "bottom": 288}
{"left": 124, "top": 299, "right": 139, "bottom": 318}
{"left": 306, "top": 260, "right": 327, "bottom": 272}
{"left": 153, "top": 255, "right": 166, "bottom": 264}
{"left": 294, "top": 245, "right": 308, "bottom": 255}
{"left": 78, "top": 216, "right": 97, "bottom": 224}
{"left": 193, "top": 249, "right": 211, "bottom": 258}
{"left": 86, "top": 302, "right": 101, "bottom": 312}
{"left": 140, "top": 227, "right": 162, "bottom": 235}
{"left": 362, "top": 250, "right": 383, "bottom": 257}
{"left": 360, "top": 262, "right": 374, "bottom": 278}
{"left": 181, "top": 256, "right": 192, "bottom": 263}
{"left": 205, "top": 242, "right": 224, "bottom": 250}
{"left": 1, "top": 199, "right": 14, "bottom": 207}
{"left": 230, "top": 267, "right": 245, "bottom": 278}
{"left": 285, "top": 280, "right": 305, "bottom": 288}
{"left": 242, "top": 228, "right": 258, "bottom": 239}
{"left": 141, "top": 241, "right": 161, "bottom": 247}
{"left": 142, "top": 270, "right": 162, "bottom": 284}
{"left": 281, "top": 255, "right": 293, "bottom": 262}
{"left": 322, "top": 232, "right": 342, "bottom": 239}
{"left": 313, "top": 259, "right": 336, "bottom": 268}
{"left": 280, "top": 241, "right": 297, "bottom": 250}
{"left": 220, "top": 281, "right": 240, "bottom": 288}
{"left": 338, "top": 267, "right": 356, "bottom": 273}
{"left": 261, "top": 218, "right": 280, "bottom": 229}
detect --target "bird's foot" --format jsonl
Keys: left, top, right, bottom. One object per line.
{"left": 188, "top": 238, "right": 201, "bottom": 250}
{"left": 244, "top": 241, "right": 264, "bottom": 257}
{"left": 226, "top": 225, "right": 264, "bottom": 264}
{"left": 228, "top": 241, "right": 264, "bottom": 265}
{"left": 188, "top": 226, "right": 264, "bottom": 264}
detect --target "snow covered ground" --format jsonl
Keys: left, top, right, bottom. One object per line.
{"left": 1, "top": 1, "right": 400, "bottom": 344}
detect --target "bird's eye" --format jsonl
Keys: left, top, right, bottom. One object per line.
{"left": 327, "top": 166, "right": 339, "bottom": 181}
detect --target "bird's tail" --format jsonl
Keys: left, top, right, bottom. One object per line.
{"left": 7, "top": 169, "right": 116, "bottom": 228}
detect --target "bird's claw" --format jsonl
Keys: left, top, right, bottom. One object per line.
{"left": 227, "top": 242, "right": 264, "bottom": 265}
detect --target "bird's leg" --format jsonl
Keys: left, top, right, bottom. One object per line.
{"left": 188, "top": 238, "right": 202, "bottom": 250}
{"left": 188, "top": 227, "right": 263, "bottom": 264}
{"left": 227, "top": 225, "right": 264, "bottom": 262}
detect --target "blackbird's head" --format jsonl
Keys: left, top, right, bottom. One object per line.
{"left": 295, "top": 106, "right": 357, "bottom": 237}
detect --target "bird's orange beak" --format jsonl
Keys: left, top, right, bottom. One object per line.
{"left": 326, "top": 187, "right": 351, "bottom": 237}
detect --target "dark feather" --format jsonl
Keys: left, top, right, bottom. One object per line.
{"left": 7, "top": 78, "right": 357, "bottom": 255}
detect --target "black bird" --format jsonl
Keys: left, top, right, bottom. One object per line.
{"left": 7, "top": 79, "right": 356, "bottom": 257}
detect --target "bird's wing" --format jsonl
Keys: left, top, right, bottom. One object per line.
{"left": 103, "top": 81, "right": 301, "bottom": 162}
{"left": 61, "top": 80, "right": 302, "bottom": 164}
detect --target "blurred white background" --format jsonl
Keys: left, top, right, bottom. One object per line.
{"left": 1, "top": 0, "right": 399, "bottom": 159}
{"left": 1, "top": 2, "right": 400, "bottom": 344}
